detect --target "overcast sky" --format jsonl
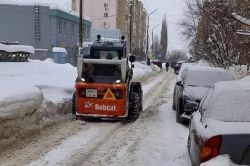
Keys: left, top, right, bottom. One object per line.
{"left": 58, "top": 0, "right": 188, "bottom": 52}
{"left": 141, "top": 0, "right": 188, "bottom": 52}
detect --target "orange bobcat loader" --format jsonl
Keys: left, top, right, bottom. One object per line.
{"left": 72, "top": 35, "right": 143, "bottom": 121}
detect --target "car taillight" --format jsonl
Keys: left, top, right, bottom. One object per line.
{"left": 200, "top": 135, "right": 222, "bottom": 163}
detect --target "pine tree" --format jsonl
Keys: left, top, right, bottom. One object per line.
{"left": 160, "top": 15, "right": 168, "bottom": 59}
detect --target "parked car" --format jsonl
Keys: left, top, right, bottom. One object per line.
{"left": 174, "top": 61, "right": 183, "bottom": 74}
{"left": 188, "top": 80, "right": 250, "bottom": 166}
{"left": 172, "top": 66, "right": 234, "bottom": 123}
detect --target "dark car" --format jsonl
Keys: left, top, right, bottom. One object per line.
{"left": 188, "top": 80, "right": 250, "bottom": 166}
{"left": 174, "top": 62, "right": 183, "bottom": 74}
{"left": 172, "top": 66, "right": 234, "bottom": 123}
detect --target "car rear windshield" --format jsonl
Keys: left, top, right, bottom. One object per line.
{"left": 185, "top": 70, "right": 233, "bottom": 87}
{"left": 204, "top": 90, "right": 250, "bottom": 122}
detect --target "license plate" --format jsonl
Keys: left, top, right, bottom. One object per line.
{"left": 86, "top": 89, "right": 97, "bottom": 98}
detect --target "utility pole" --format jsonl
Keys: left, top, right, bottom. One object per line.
{"left": 152, "top": 24, "right": 159, "bottom": 59}
{"left": 79, "top": 0, "right": 83, "bottom": 48}
{"left": 129, "top": 0, "right": 133, "bottom": 54}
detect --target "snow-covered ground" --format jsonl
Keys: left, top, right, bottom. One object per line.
{"left": 0, "top": 68, "right": 190, "bottom": 166}
{"left": 0, "top": 59, "right": 160, "bottom": 148}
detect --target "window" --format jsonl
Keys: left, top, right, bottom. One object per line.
{"left": 104, "top": 3, "right": 108, "bottom": 7}
{"left": 104, "top": 12, "right": 108, "bottom": 18}
{"left": 71, "top": 23, "right": 74, "bottom": 37}
{"left": 103, "top": 22, "right": 110, "bottom": 28}
{"left": 63, "top": 21, "right": 67, "bottom": 36}
{"left": 57, "top": 20, "right": 62, "bottom": 35}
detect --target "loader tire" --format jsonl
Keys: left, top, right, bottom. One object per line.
{"left": 130, "top": 82, "right": 143, "bottom": 112}
{"left": 127, "top": 91, "right": 140, "bottom": 122}
{"left": 72, "top": 92, "right": 76, "bottom": 115}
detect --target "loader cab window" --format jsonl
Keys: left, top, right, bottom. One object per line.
{"left": 90, "top": 50, "right": 123, "bottom": 59}
{"left": 82, "top": 63, "right": 121, "bottom": 84}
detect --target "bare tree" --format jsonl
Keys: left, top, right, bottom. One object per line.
{"left": 180, "top": 0, "right": 246, "bottom": 69}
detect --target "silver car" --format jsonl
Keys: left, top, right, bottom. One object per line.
{"left": 188, "top": 80, "right": 250, "bottom": 166}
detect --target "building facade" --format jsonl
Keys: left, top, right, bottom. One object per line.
{"left": 72, "top": 0, "right": 147, "bottom": 57}
{"left": 0, "top": 4, "right": 91, "bottom": 65}
{"left": 72, "top": 0, "right": 117, "bottom": 29}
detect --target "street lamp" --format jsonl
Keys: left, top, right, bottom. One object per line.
{"left": 151, "top": 24, "right": 159, "bottom": 58}
{"left": 146, "top": 9, "right": 158, "bottom": 65}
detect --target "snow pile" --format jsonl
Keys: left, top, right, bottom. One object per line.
{"left": 201, "top": 155, "right": 236, "bottom": 166}
{"left": 0, "top": 59, "right": 77, "bottom": 146}
{"left": 132, "top": 62, "right": 161, "bottom": 82}
{"left": 229, "top": 65, "right": 249, "bottom": 79}
{"left": 197, "top": 60, "right": 210, "bottom": 67}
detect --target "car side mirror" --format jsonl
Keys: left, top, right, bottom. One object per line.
{"left": 176, "top": 81, "right": 183, "bottom": 87}
{"left": 129, "top": 55, "right": 136, "bottom": 63}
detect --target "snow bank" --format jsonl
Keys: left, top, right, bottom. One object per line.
{"left": 229, "top": 65, "right": 249, "bottom": 79}
{"left": 0, "top": 59, "right": 77, "bottom": 147}
{"left": 132, "top": 62, "right": 161, "bottom": 82}
{"left": 0, "top": 59, "right": 159, "bottom": 147}
{"left": 0, "top": 86, "right": 43, "bottom": 120}
{"left": 200, "top": 155, "right": 236, "bottom": 166}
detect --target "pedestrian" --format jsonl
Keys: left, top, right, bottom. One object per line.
{"left": 165, "top": 61, "right": 170, "bottom": 72}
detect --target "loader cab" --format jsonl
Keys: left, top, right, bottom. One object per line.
{"left": 88, "top": 35, "right": 127, "bottom": 60}
{"left": 81, "top": 36, "right": 128, "bottom": 84}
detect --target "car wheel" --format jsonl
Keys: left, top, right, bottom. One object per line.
{"left": 172, "top": 103, "right": 176, "bottom": 111}
{"left": 176, "top": 101, "right": 183, "bottom": 123}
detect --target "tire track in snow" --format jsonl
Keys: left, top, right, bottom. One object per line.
{"left": 66, "top": 72, "right": 175, "bottom": 166}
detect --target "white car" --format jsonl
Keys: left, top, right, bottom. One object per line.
{"left": 188, "top": 79, "right": 250, "bottom": 165}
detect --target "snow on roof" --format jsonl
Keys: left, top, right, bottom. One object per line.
{"left": 0, "top": 0, "right": 91, "bottom": 21}
{"left": 232, "top": 12, "right": 250, "bottom": 26}
{"left": 0, "top": 44, "right": 34, "bottom": 53}
{"left": 52, "top": 47, "right": 67, "bottom": 54}
{"left": 0, "top": 43, "right": 8, "bottom": 52}
{"left": 8, "top": 45, "right": 35, "bottom": 54}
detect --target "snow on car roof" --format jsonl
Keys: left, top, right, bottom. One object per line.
{"left": 204, "top": 79, "right": 250, "bottom": 122}
{"left": 187, "top": 66, "right": 225, "bottom": 72}
{"left": 52, "top": 47, "right": 67, "bottom": 54}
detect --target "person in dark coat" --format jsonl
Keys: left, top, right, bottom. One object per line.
{"left": 165, "top": 61, "right": 170, "bottom": 72}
